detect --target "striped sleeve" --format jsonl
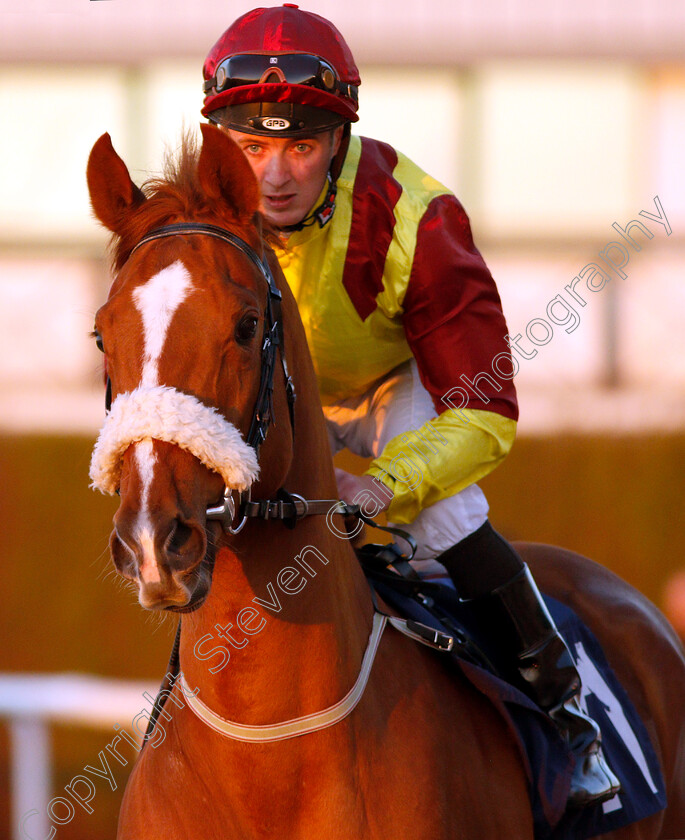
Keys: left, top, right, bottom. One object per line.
{"left": 365, "top": 193, "right": 519, "bottom": 523}
{"left": 401, "top": 194, "right": 518, "bottom": 421}
{"left": 366, "top": 408, "right": 516, "bottom": 524}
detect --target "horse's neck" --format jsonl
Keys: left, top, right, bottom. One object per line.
{"left": 180, "top": 331, "right": 373, "bottom": 724}
{"left": 181, "top": 522, "right": 372, "bottom": 724}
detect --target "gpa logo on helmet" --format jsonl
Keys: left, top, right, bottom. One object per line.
{"left": 261, "top": 117, "right": 291, "bottom": 130}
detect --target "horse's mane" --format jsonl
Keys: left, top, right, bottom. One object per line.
{"left": 109, "top": 130, "right": 278, "bottom": 271}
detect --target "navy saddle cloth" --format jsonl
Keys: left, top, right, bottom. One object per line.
{"left": 366, "top": 568, "right": 667, "bottom": 840}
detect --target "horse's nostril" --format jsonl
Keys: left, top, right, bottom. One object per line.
{"left": 167, "top": 519, "right": 193, "bottom": 555}
{"left": 110, "top": 529, "right": 138, "bottom": 579}
{"left": 166, "top": 518, "right": 204, "bottom": 564}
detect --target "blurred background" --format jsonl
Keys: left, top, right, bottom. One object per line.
{"left": 1, "top": 0, "right": 684, "bottom": 837}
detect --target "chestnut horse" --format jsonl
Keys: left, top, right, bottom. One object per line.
{"left": 86, "top": 124, "right": 685, "bottom": 839}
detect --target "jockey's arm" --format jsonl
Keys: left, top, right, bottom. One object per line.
{"left": 365, "top": 407, "right": 516, "bottom": 523}
{"left": 365, "top": 192, "right": 518, "bottom": 524}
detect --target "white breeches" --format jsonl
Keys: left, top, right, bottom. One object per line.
{"left": 323, "top": 360, "right": 489, "bottom": 580}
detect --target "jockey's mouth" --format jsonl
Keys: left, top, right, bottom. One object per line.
{"left": 263, "top": 193, "right": 296, "bottom": 209}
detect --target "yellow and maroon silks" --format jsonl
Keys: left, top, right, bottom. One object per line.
{"left": 278, "top": 134, "right": 517, "bottom": 524}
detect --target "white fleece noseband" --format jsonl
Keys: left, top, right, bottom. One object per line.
{"left": 89, "top": 385, "right": 259, "bottom": 495}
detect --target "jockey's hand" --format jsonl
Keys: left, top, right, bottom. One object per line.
{"left": 334, "top": 468, "right": 393, "bottom": 512}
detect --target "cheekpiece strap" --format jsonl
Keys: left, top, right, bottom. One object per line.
{"left": 129, "top": 222, "right": 296, "bottom": 452}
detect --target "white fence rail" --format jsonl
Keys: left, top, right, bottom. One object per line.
{"left": 0, "top": 673, "right": 155, "bottom": 840}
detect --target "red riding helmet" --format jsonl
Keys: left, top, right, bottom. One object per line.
{"left": 202, "top": 4, "right": 360, "bottom": 137}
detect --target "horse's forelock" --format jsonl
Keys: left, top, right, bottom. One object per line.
{"left": 108, "top": 130, "right": 274, "bottom": 272}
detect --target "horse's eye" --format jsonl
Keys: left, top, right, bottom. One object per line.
{"left": 92, "top": 330, "right": 104, "bottom": 352}
{"left": 235, "top": 315, "right": 259, "bottom": 344}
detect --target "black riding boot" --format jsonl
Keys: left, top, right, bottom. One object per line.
{"left": 437, "top": 522, "right": 621, "bottom": 809}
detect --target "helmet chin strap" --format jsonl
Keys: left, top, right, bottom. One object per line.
{"left": 279, "top": 173, "right": 337, "bottom": 233}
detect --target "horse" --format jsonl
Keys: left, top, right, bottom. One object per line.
{"left": 86, "top": 123, "right": 685, "bottom": 839}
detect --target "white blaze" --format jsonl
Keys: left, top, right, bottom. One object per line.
{"left": 135, "top": 438, "right": 159, "bottom": 583}
{"left": 133, "top": 261, "right": 194, "bottom": 387}
{"left": 131, "top": 261, "right": 194, "bottom": 580}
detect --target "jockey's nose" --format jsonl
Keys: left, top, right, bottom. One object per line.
{"left": 262, "top": 149, "right": 292, "bottom": 189}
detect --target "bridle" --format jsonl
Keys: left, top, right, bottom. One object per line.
{"left": 119, "top": 220, "right": 450, "bottom": 747}
{"left": 121, "top": 221, "right": 416, "bottom": 543}
{"left": 132, "top": 222, "right": 295, "bottom": 453}
{"left": 128, "top": 221, "right": 299, "bottom": 535}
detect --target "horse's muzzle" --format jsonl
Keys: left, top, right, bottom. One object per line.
{"left": 110, "top": 511, "right": 210, "bottom": 610}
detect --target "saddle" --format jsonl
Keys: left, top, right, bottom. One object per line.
{"left": 356, "top": 541, "right": 668, "bottom": 840}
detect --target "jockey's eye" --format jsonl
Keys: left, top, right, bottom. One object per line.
{"left": 91, "top": 330, "right": 104, "bottom": 352}
{"left": 235, "top": 315, "right": 259, "bottom": 344}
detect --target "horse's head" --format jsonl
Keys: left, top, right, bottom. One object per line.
{"left": 87, "top": 125, "right": 297, "bottom": 610}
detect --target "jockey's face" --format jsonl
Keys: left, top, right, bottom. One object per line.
{"left": 228, "top": 127, "right": 343, "bottom": 229}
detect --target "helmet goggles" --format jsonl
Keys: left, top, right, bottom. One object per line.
{"left": 203, "top": 52, "right": 358, "bottom": 105}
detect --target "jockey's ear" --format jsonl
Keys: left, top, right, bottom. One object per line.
{"left": 87, "top": 133, "right": 145, "bottom": 234}
{"left": 197, "top": 122, "right": 260, "bottom": 221}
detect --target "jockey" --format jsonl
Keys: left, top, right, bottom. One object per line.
{"left": 201, "top": 3, "right": 620, "bottom": 808}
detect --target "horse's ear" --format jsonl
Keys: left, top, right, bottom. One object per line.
{"left": 197, "top": 123, "right": 260, "bottom": 220}
{"left": 87, "top": 133, "right": 145, "bottom": 233}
